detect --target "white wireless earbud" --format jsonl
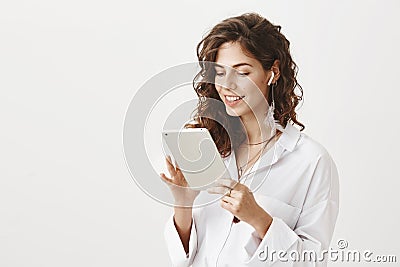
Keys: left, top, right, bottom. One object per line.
{"left": 267, "top": 71, "right": 275, "bottom": 86}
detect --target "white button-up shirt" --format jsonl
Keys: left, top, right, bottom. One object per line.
{"left": 164, "top": 122, "right": 339, "bottom": 266}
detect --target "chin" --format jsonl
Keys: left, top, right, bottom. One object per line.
{"left": 225, "top": 106, "right": 243, "bottom": 117}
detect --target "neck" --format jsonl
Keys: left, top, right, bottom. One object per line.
{"left": 240, "top": 111, "right": 273, "bottom": 144}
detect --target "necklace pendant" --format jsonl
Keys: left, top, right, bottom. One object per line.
{"left": 233, "top": 216, "right": 240, "bottom": 223}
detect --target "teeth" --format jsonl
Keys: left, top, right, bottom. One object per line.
{"left": 226, "top": 95, "right": 243, "bottom": 102}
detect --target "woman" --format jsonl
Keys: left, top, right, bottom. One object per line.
{"left": 160, "top": 12, "right": 339, "bottom": 267}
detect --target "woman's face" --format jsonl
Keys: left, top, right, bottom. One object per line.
{"left": 214, "top": 41, "right": 273, "bottom": 118}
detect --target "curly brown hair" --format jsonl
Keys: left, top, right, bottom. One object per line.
{"left": 186, "top": 12, "right": 305, "bottom": 158}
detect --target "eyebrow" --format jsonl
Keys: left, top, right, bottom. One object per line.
{"left": 214, "top": 63, "right": 253, "bottom": 68}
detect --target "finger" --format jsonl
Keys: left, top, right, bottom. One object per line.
{"left": 165, "top": 156, "right": 177, "bottom": 177}
{"left": 174, "top": 160, "right": 181, "bottom": 170}
{"left": 214, "top": 178, "right": 238, "bottom": 189}
{"left": 230, "top": 186, "right": 247, "bottom": 198}
{"left": 207, "top": 186, "right": 230, "bottom": 195}
{"left": 166, "top": 155, "right": 174, "bottom": 166}
{"left": 172, "top": 161, "right": 186, "bottom": 182}
{"left": 159, "top": 173, "right": 173, "bottom": 185}
{"left": 222, "top": 195, "right": 240, "bottom": 206}
{"left": 175, "top": 162, "right": 183, "bottom": 175}
{"left": 220, "top": 198, "right": 234, "bottom": 213}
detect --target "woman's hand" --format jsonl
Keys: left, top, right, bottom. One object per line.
{"left": 207, "top": 178, "right": 273, "bottom": 238}
{"left": 160, "top": 155, "right": 200, "bottom": 207}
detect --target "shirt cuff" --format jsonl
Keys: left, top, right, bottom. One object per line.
{"left": 164, "top": 213, "right": 198, "bottom": 267}
{"left": 243, "top": 217, "right": 300, "bottom": 265}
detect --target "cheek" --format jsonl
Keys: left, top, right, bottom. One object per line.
{"left": 215, "top": 85, "right": 222, "bottom": 95}
{"left": 253, "top": 78, "right": 268, "bottom": 95}
{"left": 241, "top": 79, "right": 265, "bottom": 96}
{"left": 241, "top": 75, "right": 265, "bottom": 90}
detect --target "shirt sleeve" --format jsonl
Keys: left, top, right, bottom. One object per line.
{"left": 164, "top": 210, "right": 199, "bottom": 267}
{"left": 243, "top": 152, "right": 340, "bottom": 266}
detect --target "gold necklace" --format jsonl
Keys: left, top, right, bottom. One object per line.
{"left": 233, "top": 133, "right": 277, "bottom": 224}
{"left": 237, "top": 133, "right": 277, "bottom": 178}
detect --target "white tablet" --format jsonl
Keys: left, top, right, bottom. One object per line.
{"left": 162, "top": 128, "right": 231, "bottom": 190}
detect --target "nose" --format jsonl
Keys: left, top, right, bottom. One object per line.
{"left": 217, "top": 71, "right": 237, "bottom": 91}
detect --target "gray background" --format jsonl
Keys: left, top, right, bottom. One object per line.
{"left": 1, "top": 0, "right": 399, "bottom": 266}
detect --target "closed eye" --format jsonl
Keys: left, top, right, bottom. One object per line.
{"left": 237, "top": 72, "right": 249, "bottom": 76}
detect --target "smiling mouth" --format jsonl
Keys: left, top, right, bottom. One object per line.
{"left": 224, "top": 95, "right": 245, "bottom": 106}
{"left": 225, "top": 95, "right": 244, "bottom": 101}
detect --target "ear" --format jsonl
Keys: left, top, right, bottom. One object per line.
{"left": 270, "top": 60, "right": 280, "bottom": 84}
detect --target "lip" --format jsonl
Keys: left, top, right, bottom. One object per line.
{"left": 223, "top": 94, "right": 245, "bottom": 107}
{"left": 223, "top": 93, "right": 245, "bottom": 98}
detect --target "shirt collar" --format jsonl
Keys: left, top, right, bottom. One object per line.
{"left": 223, "top": 121, "right": 301, "bottom": 181}
{"left": 277, "top": 121, "right": 301, "bottom": 152}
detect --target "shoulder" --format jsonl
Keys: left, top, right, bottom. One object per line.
{"left": 279, "top": 124, "right": 339, "bottom": 180}
{"left": 288, "top": 131, "right": 339, "bottom": 182}
{"left": 274, "top": 122, "right": 337, "bottom": 171}
{"left": 295, "top": 132, "right": 339, "bottom": 203}
{"left": 294, "top": 132, "right": 332, "bottom": 161}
